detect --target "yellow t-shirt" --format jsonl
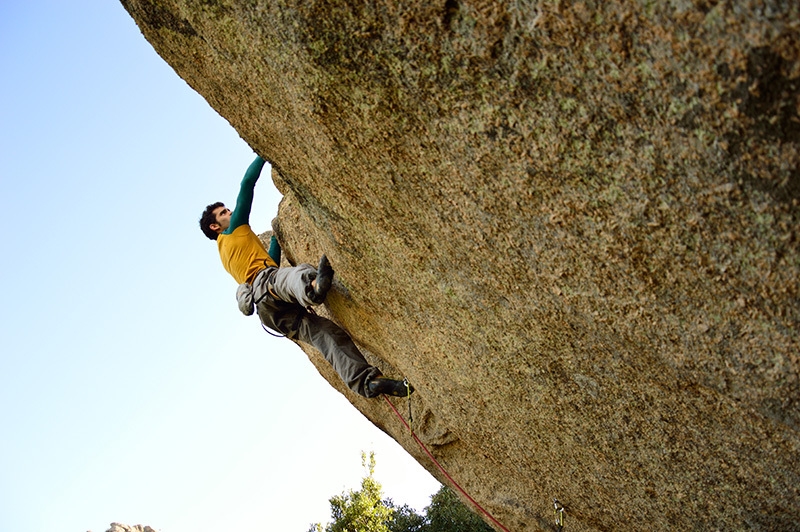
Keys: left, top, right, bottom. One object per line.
{"left": 217, "top": 224, "right": 278, "bottom": 284}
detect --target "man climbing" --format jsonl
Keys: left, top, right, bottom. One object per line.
{"left": 199, "top": 154, "right": 412, "bottom": 398}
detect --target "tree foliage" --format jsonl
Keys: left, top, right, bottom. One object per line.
{"left": 423, "top": 486, "right": 494, "bottom": 532}
{"left": 383, "top": 486, "right": 494, "bottom": 532}
{"left": 385, "top": 502, "right": 425, "bottom": 532}
{"left": 308, "top": 452, "right": 394, "bottom": 532}
{"left": 309, "top": 453, "right": 493, "bottom": 532}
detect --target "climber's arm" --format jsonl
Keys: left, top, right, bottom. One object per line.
{"left": 225, "top": 155, "right": 266, "bottom": 234}
{"left": 268, "top": 235, "right": 282, "bottom": 265}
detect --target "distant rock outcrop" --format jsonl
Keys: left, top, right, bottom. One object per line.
{"left": 122, "top": 1, "right": 799, "bottom": 530}
{"left": 104, "top": 524, "right": 158, "bottom": 532}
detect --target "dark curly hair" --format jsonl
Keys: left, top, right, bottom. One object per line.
{"left": 199, "top": 202, "right": 224, "bottom": 240}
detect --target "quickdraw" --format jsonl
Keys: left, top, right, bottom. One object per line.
{"left": 404, "top": 378, "right": 413, "bottom": 434}
{"left": 553, "top": 499, "right": 566, "bottom": 531}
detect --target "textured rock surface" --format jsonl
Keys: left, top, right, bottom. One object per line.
{"left": 122, "top": 1, "right": 799, "bottom": 530}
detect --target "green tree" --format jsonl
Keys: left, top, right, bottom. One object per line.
{"left": 308, "top": 452, "right": 394, "bottom": 532}
{"left": 384, "top": 501, "right": 425, "bottom": 532}
{"left": 423, "top": 485, "right": 494, "bottom": 532}
{"left": 309, "top": 455, "right": 494, "bottom": 532}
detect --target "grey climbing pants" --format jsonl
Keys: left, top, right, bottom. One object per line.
{"left": 268, "top": 263, "right": 318, "bottom": 308}
{"left": 251, "top": 265, "right": 381, "bottom": 397}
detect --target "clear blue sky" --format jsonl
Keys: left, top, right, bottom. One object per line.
{"left": 0, "top": 2, "right": 439, "bottom": 531}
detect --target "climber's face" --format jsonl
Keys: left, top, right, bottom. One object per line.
{"left": 211, "top": 205, "right": 232, "bottom": 233}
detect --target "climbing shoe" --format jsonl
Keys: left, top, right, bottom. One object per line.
{"left": 311, "top": 254, "right": 334, "bottom": 304}
{"left": 368, "top": 377, "right": 414, "bottom": 397}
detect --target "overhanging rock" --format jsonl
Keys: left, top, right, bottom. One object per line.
{"left": 122, "top": 1, "right": 799, "bottom": 530}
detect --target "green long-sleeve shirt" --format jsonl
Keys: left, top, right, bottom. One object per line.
{"left": 221, "top": 155, "right": 281, "bottom": 266}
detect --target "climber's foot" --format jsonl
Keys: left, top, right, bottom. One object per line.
{"left": 311, "top": 254, "right": 334, "bottom": 304}
{"left": 368, "top": 377, "right": 414, "bottom": 397}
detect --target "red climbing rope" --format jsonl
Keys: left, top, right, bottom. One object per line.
{"left": 382, "top": 396, "right": 511, "bottom": 532}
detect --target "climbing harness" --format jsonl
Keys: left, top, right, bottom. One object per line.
{"left": 260, "top": 321, "right": 286, "bottom": 338}
{"left": 383, "top": 394, "right": 511, "bottom": 532}
{"left": 553, "top": 499, "right": 565, "bottom": 531}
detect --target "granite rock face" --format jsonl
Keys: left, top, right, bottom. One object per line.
{"left": 122, "top": 1, "right": 799, "bottom": 530}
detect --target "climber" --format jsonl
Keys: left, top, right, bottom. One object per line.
{"left": 199, "top": 154, "right": 412, "bottom": 398}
